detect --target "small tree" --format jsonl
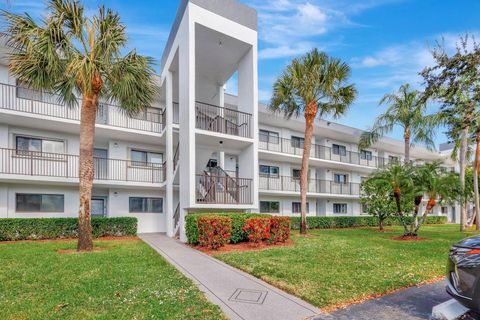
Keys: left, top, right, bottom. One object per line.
{"left": 360, "top": 178, "right": 396, "bottom": 230}
{"left": 368, "top": 163, "right": 416, "bottom": 236}
{"left": 411, "top": 162, "right": 460, "bottom": 234}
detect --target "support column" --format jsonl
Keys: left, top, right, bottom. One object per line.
{"left": 218, "top": 85, "right": 225, "bottom": 169}
{"left": 178, "top": 15, "right": 196, "bottom": 243}
{"left": 165, "top": 71, "right": 174, "bottom": 237}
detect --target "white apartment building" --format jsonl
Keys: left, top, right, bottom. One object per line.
{"left": 0, "top": 0, "right": 456, "bottom": 241}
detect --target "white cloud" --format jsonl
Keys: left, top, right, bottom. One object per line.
{"left": 247, "top": 0, "right": 401, "bottom": 60}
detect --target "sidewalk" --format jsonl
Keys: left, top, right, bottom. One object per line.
{"left": 139, "top": 233, "right": 321, "bottom": 320}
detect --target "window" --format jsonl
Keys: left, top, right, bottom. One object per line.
{"left": 291, "top": 136, "right": 304, "bottom": 148}
{"left": 16, "top": 136, "right": 65, "bottom": 157}
{"left": 441, "top": 206, "right": 448, "bottom": 214}
{"left": 332, "top": 144, "right": 347, "bottom": 156}
{"left": 360, "top": 150, "right": 373, "bottom": 160}
{"left": 16, "top": 80, "right": 59, "bottom": 104}
{"left": 129, "top": 197, "right": 163, "bottom": 213}
{"left": 334, "top": 173, "right": 348, "bottom": 184}
{"left": 131, "top": 150, "right": 163, "bottom": 167}
{"left": 292, "top": 169, "right": 301, "bottom": 179}
{"left": 259, "top": 165, "right": 279, "bottom": 177}
{"left": 389, "top": 155, "right": 399, "bottom": 163}
{"left": 292, "top": 202, "right": 309, "bottom": 213}
{"left": 362, "top": 203, "right": 369, "bottom": 214}
{"left": 259, "top": 129, "right": 279, "bottom": 144}
{"left": 333, "top": 203, "right": 348, "bottom": 214}
{"left": 16, "top": 194, "right": 64, "bottom": 212}
{"left": 260, "top": 201, "right": 280, "bottom": 213}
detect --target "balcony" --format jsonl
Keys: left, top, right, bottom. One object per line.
{"left": 196, "top": 172, "right": 253, "bottom": 204}
{"left": 259, "top": 137, "right": 394, "bottom": 168}
{"left": 0, "top": 83, "right": 164, "bottom": 133}
{"left": 0, "top": 148, "right": 166, "bottom": 184}
{"left": 195, "top": 101, "right": 252, "bottom": 138}
{"left": 259, "top": 175, "right": 360, "bottom": 196}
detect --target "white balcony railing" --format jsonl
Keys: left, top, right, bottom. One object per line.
{"left": 0, "top": 83, "right": 164, "bottom": 133}
{"left": 0, "top": 148, "right": 165, "bottom": 184}
{"left": 259, "top": 175, "right": 360, "bottom": 196}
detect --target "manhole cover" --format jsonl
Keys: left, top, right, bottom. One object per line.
{"left": 229, "top": 288, "right": 268, "bottom": 305}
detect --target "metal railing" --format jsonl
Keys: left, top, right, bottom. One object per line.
{"left": 173, "top": 142, "right": 180, "bottom": 171}
{"left": 173, "top": 202, "right": 180, "bottom": 230}
{"left": 0, "top": 82, "right": 164, "bottom": 133}
{"left": 259, "top": 175, "right": 360, "bottom": 195}
{"left": 258, "top": 136, "right": 396, "bottom": 168}
{"left": 196, "top": 172, "right": 253, "bottom": 204}
{"left": 0, "top": 148, "right": 165, "bottom": 184}
{"left": 195, "top": 101, "right": 252, "bottom": 138}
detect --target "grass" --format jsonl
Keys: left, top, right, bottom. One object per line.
{"left": 0, "top": 239, "right": 225, "bottom": 320}
{"left": 215, "top": 224, "right": 479, "bottom": 310}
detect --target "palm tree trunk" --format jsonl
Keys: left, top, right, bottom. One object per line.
{"left": 300, "top": 102, "right": 317, "bottom": 234}
{"left": 411, "top": 195, "right": 423, "bottom": 235}
{"left": 404, "top": 127, "right": 411, "bottom": 163}
{"left": 414, "top": 198, "right": 436, "bottom": 234}
{"left": 475, "top": 129, "right": 480, "bottom": 230}
{"left": 393, "top": 187, "right": 410, "bottom": 235}
{"left": 77, "top": 94, "right": 98, "bottom": 251}
{"left": 459, "top": 125, "right": 469, "bottom": 232}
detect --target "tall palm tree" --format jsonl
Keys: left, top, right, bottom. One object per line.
{"left": 270, "top": 49, "right": 357, "bottom": 234}
{"left": 2, "top": 0, "right": 157, "bottom": 251}
{"left": 359, "top": 84, "right": 440, "bottom": 162}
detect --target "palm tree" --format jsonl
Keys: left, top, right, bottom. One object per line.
{"left": 369, "top": 163, "right": 415, "bottom": 236}
{"left": 2, "top": 0, "right": 157, "bottom": 251}
{"left": 270, "top": 49, "right": 357, "bottom": 234}
{"left": 412, "top": 162, "right": 460, "bottom": 234}
{"left": 359, "top": 84, "right": 440, "bottom": 162}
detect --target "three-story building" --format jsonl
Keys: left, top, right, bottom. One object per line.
{"left": 0, "top": 0, "right": 456, "bottom": 241}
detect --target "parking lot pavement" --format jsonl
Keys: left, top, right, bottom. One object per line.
{"left": 314, "top": 280, "right": 453, "bottom": 320}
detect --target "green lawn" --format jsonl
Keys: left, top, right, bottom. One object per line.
{"left": 0, "top": 239, "right": 224, "bottom": 320}
{"left": 215, "top": 224, "right": 478, "bottom": 310}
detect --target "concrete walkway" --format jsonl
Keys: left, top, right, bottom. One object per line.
{"left": 139, "top": 233, "right": 321, "bottom": 320}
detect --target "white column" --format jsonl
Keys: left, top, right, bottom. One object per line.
{"left": 165, "top": 71, "right": 174, "bottom": 237}
{"left": 178, "top": 14, "right": 195, "bottom": 242}
{"left": 218, "top": 85, "right": 225, "bottom": 169}
{"left": 237, "top": 45, "right": 259, "bottom": 210}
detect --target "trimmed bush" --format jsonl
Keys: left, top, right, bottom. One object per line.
{"left": 290, "top": 215, "right": 448, "bottom": 230}
{"left": 186, "top": 213, "right": 270, "bottom": 244}
{"left": 243, "top": 218, "right": 271, "bottom": 244}
{"left": 197, "top": 216, "right": 232, "bottom": 249}
{"left": 269, "top": 216, "right": 291, "bottom": 243}
{"left": 0, "top": 217, "right": 137, "bottom": 241}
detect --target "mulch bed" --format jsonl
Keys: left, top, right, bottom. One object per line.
{"left": 193, "top": 239, "right": 294, "bottom": 255}
{"left": 390, "top": 236, "right": 429, "bottom": 241}
{"left": 0, "top": 236, "right": 140, "bottom": 244}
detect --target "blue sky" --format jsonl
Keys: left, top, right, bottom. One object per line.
{"left": 2, "top": 0, "right": 480, "bottom": 145}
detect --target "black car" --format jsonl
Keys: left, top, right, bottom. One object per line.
{"left": 447, "top": 235, "right": 480, "bottom": 311}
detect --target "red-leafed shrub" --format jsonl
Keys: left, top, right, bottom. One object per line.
{"left": 269, "top": 216, "right": 291, "bottom": 244}
{"left": 197, "top": 216, "right": 232, "bottom": 249}
{"left": 243, "top": 218, "right": 271, "bottom": 244}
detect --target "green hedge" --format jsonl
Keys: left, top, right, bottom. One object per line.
{"left": 290, "top": 215, "right": 448, "bottom": 230}
{"left": 0, "top": 217, "right": 137, "bottom": 241}
{"left": 186, "top": 213, "right": 270, "bottom": 244}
